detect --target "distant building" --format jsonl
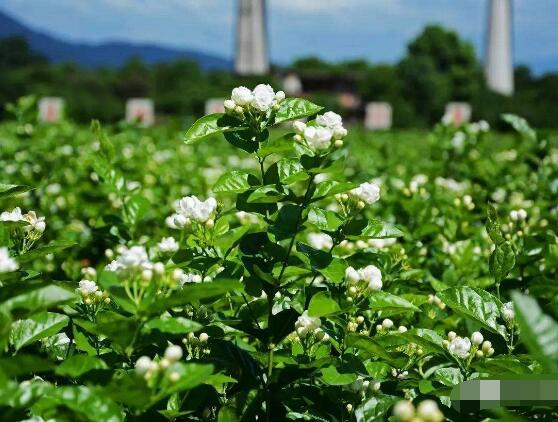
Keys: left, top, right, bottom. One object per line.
{"left": 126, "top": 98, "right": 155, "bottom": 127}
{"left": 38, "top": 97, "right": 64, "bottom": 123}
{"left": 235, "top": 0, "right": 269, "bottom": 75}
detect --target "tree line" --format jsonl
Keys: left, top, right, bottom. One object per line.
{"left": 1, "top": 25, "right": 557, "bottom": 128}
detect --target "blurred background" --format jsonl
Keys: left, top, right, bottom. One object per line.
{"left": 0, "top": 0, "right": 557, "bottom": 128}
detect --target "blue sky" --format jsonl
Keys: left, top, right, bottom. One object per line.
{"left": 1, "top": 0, "right": 557, "bottom": 73}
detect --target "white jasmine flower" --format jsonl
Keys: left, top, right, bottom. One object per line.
{"left": 308, "top": 233, "right": 333, "bottom": 251}
{"left": 105, "top": 245, "right": 151, "bottom": 276}
{"left": 158, "top": 237, "right": 179, "bottom": 253}
{"left": 316, "top": 111, "right": 343, "bottom": 130}
{"left": 502, "top": 302, "right": 515, "bottom": 322}
{"left": 251, "top": 84, "right": 275, "bottom": 112}
{"left": 448, "top": 336, "right": 471, "bottom": 359}
{"left": 135, "top": 356, "right": 154, "bottom": 376}
{"left": 231, "top": 86, "right": 254, "bottom": 106}
{"left": 416, "top": 400, "right": 443, "bottom": 422}
{"left": 345, "top": 266, "right": 360, "bottom": 283}
{"left": 0, "top": 247, "right": 18, "bottom": 273}
{"left": 164, "top": 345, "right": 183, "bottom": 362}
{"left": 175, "top": 196, "right": 217, "bottom": 223}
{"left": 367, "top": 238, "right": 396, "bottom": 249}
{"left": 393, "top": 400, "right": 415, "bottom": 421}
{"left": 0, "top": 207, "right": 24, "bottom": 222}
{"left": 166, "top": 213, "right": 188, "bottom": 229}
{"left": 471, "top": 331, "right": 483, "bottom": 346}
{"left": 292, "top": 120, "right": 307, "bottom": 134}
{"left": 359, "top": 265, "right": 382, "bottom": 291}
{"left": 224, "top": 99, "right": 236, "bottom": 110}
{"left": 303, "top": 126, "right": 332, "bottom": 151}
{"left": 295, "top": 311, "right": 321, "bottom": 338}
{"left": 350, "top": 182, "right": 380, "bottom": 205}
{"left": 23, "top": 211, "right": 46, "bottom": 233}
{"left": 451, "top": 131, "right": 466, "bottom": 150}
{"left": 78, "top": 279, "right": 98, "bottom": 295}
{"left": 178, "top": 272, "right": 202, "bottom": 285}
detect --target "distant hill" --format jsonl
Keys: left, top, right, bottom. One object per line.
{"left": 0, "top": 9, "right": 232, "bottom": 70}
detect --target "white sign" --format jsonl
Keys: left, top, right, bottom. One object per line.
{"left": 126, "top": 98, "right": 155, "bottom": 127}
{"left": 365, "top": 102, "right": 392, "bottom": 130}
{"left": 443, "top": 102, "right": 472, "bottom": 126}
{"left": 205, "top": 99, "right": 225, "bottom": 115}
{"left": 38, "top": 97, "right": 64, "bottom": 123}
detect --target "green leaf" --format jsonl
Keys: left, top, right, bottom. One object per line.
{"left": 319, "top": 258, "right": 347, "bottom": 284}
{"left": 218, "top": 406, "right": 239, "bottom": 422}
{"left": 277, "top": 158, "right": 309, "bottom": 184}
{"left": 213, "top": 171, "right": 258, "bottom": 193}
{"left": 164, "top": 363, "right": 214, "bottom": 394}
{"left": 312, "top": 181, "right": 354, "bottom": 201}
{"left": 2, "top": 284, "right": 76, "bottom": 314}
{"left": 355, "top": 395, "right": 399, "bottom": 422}
{"left": 247, "top": 185, "right": 284, "bottom": 203}
{"left": 345, "top": 334, "right": 394, "bottom": 362}
{"left": 184, "top": 113, "right": 243, "bottom": 144}
{"left": 437, "top": 287, "right": 507, "bottom": 339}
{"left": 144, "top": 280, "right": 242, "bottom": 314}
{"left": 10, "top": 312, "right": 69, "bottom": 351}
{"left": 486, "top": 204, "right": 505, "bottom": 245}
{"left": 369, "top": 291, "right": 420, "bottom": 313}
{"left": 17, "top": 241, "right": 76, "bottom": 264}
{"left": 143, "top": 317, "right": 202, "bottom": 334}
{"left": 512, "top": 291, "right": 558, "bottom": 373}
{"left": 0, "top": 309, "right": 11, "bottom": 350}
{"left": 224, "top": 129, "right": 260, "bottom": 153}
{"left": 307, "top": 207, "right": 343, "bottom": 232}
{"left": 435, "top": 367, "right": 463, "bottom": 386}
{"left": 308, "top": 292, "right": 340, "bottom": 317}
{"left": 55, "top": 355, "right": 108, "bottom": 378}
{"left": 320, "top": 365, "right": 357, "bottom": 385}
{"left": 296, "top": 242, "right": 332, "bottom": 270}
{"left": 489, "top": 241, "right": 515, "bottom": 282}
{"left": 0, "top": 184, "right": 34, "bottom": 199}
{"left": 274, "top": 98, "right": 323, "bottom": 124}
{"left": 345, "top": 219, "right": 404, "bottom": 239}
{"left": 0, "top": 354, "right": 55, "bottom": 377}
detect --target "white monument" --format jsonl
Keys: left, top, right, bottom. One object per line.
{"left": 126, "top": 98, "right": 155, "bottom": 127}
{"left": 365, "top": 102, "right": 392, "bottom": 130}
{"left": 485, "top": 0, "right": 514, "bottom": 96}
{"left": 38, "top": 97, "right": 64, "bottom": 123}
{"left": 235, "top": 0, "right": 269, "bottom": 75}
{"left": 205, "top": 99, "right": 226, "bottom": 115}
{"left": 443, "top": 102, "right": 472, "bottom": 126}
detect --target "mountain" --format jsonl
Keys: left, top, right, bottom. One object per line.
{"left": 0, "top": 9, "right": 231, "bottom": 71}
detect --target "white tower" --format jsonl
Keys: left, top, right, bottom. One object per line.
{"left": 235, "top": 0, "right": 269, "bottom": 75}
{"left": 485, "top": 0, "right": 514, "bottom": 96}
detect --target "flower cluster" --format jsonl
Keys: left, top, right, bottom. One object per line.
{"left": 166, "top": 195, "right": 218, "bottom": 229}
{"left": 0, "top": 207, "right": 46, "bottom": 233}
{"left": 427, "top": 294, "right": 446, "bottom": 310}
{"left": 345, "top": 265, "right": 382, "bottom": 301}
{"left": 307, "top": 232, "right": 333, "bottom": 251}
{"left": 349, "top": 376, "right": 381, "bottom": 399}
{"left": 442, "top": 331, "right": 494, "bottom": 359}
{"left": 509, "top": 208, "right": 528, "bottom": 222}
{"left": 182, "top": 332, "right": 210, "bottom": 359}
{"left": 106, "top": 245, "right": 157, "bottom": 278}
{"left": 135, "top": 345, "right": 183, "bottom": 384}
{"left": 157, "top": 236, "right": 179, "bottom": 254}
{"left": 0, "top": 247, "right": 18, "bottom": 273}
{"left": 292, "top": 311, "right": 329, "bottom": 346}
{"left": 392, "top": 399, "right": 444, "bottom": 422}
{"left": 292, "top": 111, "right": 347, "bottom": 152}
{"left": 347, "top": 315, "right": 366, "bottom": 333}
{"left": 76, "top": 278, "right": 110, "bottom": 307}
{"left": 336, "top": 182, "right": 381, "bottom": 215}
{"left": 376, "top": 319, "right": 409, "bottom": 335}
{"left": 225, "top": 84, "right": 285, "bottom": 115}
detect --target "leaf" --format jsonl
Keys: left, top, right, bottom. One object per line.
{"left": 270, "top": 204, "right": 300, "bottom": 241}
{"left": 344, "top": 219, "right": 404, "bottom": 239}
{"left": 319, "top": 259, "right": 347, "bottom": 284}
{"left": 308, "top": 292, "right": 341, "bottom": 317}
{"left": 184, "top": 113, "right": 243, "bottom": 144}
{"left": 435, "top": 367, "right": 463, "bottom": 386}
{"left": 512, "top": 291, "right": 558, "bottom": 373}
{"left": 486, "top": 204, "right": 505, "bottom": 245}
{"left": 143, "top": 317, "right": 202, "bottom": 334}
{"left": 0, "top": 354, "right": 55, "bottom": 377}
{"left": 17, "top": 241, "right": 76, "bottom": 264}
{"left": 144, "top": 280, "right": 242, "bottom": 314}
{"left": 214, "top": 171, "right": 259, "bottom": 193}
{"left": 296, "top": 242, "right": 332, "bottom": 270}
{"left": 277, "top": 158, "right": 309, "bottom": 184}
{"left": 307, "top": 207, "right": 343, "bottom": 232}
{"left": 320, "top": 365, "right": 357, "bottom": 385}
{"left": 218, "top": 406, "right": 239, "bottom": 422}
{"left": 10, "top": 312, "right": 69, "bottom": 351}
{"left": 355, "top": 395, "right": 399, "bottom": 422}
{"left": 312, "top": 181, "right": 354, "bottom": 201}
{"left": 247, "top": 185, "right": 284, "bottom": 203}
{"left": 437, "top": 287, "right": 507, "bottom": 339}
{"left": 369, "top": 292, "right": 420, "bottom": 313}
{"left": 0, "top": 184, "right": 34, "bottom": 199}
{"left": 489, "top": 242, "right": 515, "bottom": 282}
{"left": 2, "top": 284, "right": 76, "bottom": 314}
{"left": 345, "top": 334, "right": 394, "bottom": 362}
{"left": 55, "top": 355, "right": 108, "bottom": 378}
{"left": 164, "top": 363, "right": 214, "bottom": 394}
{"left": 274, "top": 98, "right": 323, "bottom": 124}
{"left": 224, "top": 129, "right": 260, "bottom": 153}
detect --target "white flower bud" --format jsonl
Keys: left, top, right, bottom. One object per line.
{"left": 471, "top": 331, "right": 483, "bottom": 346}
{"left": 356, "top": 316, "right": 365, "bottom": 324}
{"left": 398, "top": 326, "right": 408, "bottom": 333}
{"left": 448, "top": 331, "right": 457, "bottom": 340}
{"left": 346, "top": 404, "right": 353, "bottom": 412}
{"left": 334, "top": 139, "right": 344, "bottom": 148}
{"left": 392, "top": 400, "right": 415, "bottom": 421}
{"left": 482, "top": 341, "right": 492, "bottom": 353}
{"left": 487, "top": 347, "right": 495, "bottom": 357}
{"left": 164, "top": 345, "right": 183, "bottom": 363}
{"left": 135, "top": 356, "right": 153, "bottom": 376}
{"left": 224, "top": 99, "right": 236, "bottom": 110}
{"left": 416, "top": 400, "right": 443, "bottom": 422}
{"left": 382, "top": 319, "right": 394, "bottom": 329}
{"left": 476, "top": 350, "right": 484, "bottom": 358}
{"left": 168, "top": 371, "right": 180, "bottom": 383}
{"left": 372, "top": 381, "right": 381, "bottom": 391}
{"left": 275, "top": 91, "right": 286, "bottom": 102}
{"left": 199, "top": 332, "right": 209, "bottom": 343}
{"left": 141, "top": 269, "right": 153, "bottom": 282}
{"left": 153, "top": 262, "right": 165, "bottom": 275}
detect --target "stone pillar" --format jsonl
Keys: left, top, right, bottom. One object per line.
{"left": 485, "top": 0, "right": 514, "bottom": 96}
{"left": 235, "top": 0, "right": 269, "bottom": 75}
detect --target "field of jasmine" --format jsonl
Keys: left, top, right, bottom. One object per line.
{"left": 0, "top": 88, "right": 557, "bottom": 422}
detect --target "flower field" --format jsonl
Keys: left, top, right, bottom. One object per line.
{"left": 1, "top": 89, "right": 557, "bottom": 422}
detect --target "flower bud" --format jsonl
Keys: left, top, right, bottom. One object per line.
{"left": 448, "top": 331, "right": 457, "bottom": 340}
{"left": 356, "top": 316, "right": 365, "bottom": 324}
{"left": 141, "top": 269, "right": 153, "bottom": 282}
{"left": 334, "top": 139, "right": 344, "bottom": 148}
{"left": 416, "top": 400, "right": 443, "bottom": 422}
{"left": 476, "top": 350, "right": 484, "bottom": 358}
{"left": 164, "top": 345, "right": 183, "bottom": 363}
{"left": 224, "top": 99, "right": 236, "bottom": 110}
{"left": 35, "top": 221, "right": 46, "bottom": 233}
{"left": 382, "top": 319, "right": 394, "bottom": 329}
{"left": 471, "top": 331, "right": 483, "bottom": 346}
{"left": 135, "top": 356, "right": 153, "bottom": 376}
{"left": 105, "top": 249, "right": 114, "bottom": 259}
{"left": 398, "top": 326, "right": 408, "bottom": 333}
{"left": 340, "top": 193, "right": 349, "bottom": 202}
{"left": 393, "top": 400, "right": 415, "bottom": 421}
{"left": 206, "top": 219, "right": 215, "bottom": 228}
{"left": 376, "top": 324, "right": 383, "bottom": 332}
{"left": 153, "top": 262, "right": 165, "bottom": 275}
{"left": 487, "top": 347, "right": 495, "bottom": 357}
{"left": 168, "top": 371, "right": 180, "bottom": 383}
{"left": 104, "top": 297, "right": 111, "bottom": 304}
{"left": 275, "top": 91, "right": 286, "bottom": 102}
{"left": 293, "top": 121, "right": 306, "bottom": 133}
{"left": 346, "top": 404, "right": 353, "bottom": 412}
{"left": 357, "top": 201, "right": 366, "bottom": 210}
{"left": 234, "top": 105, "right": 244, "bottom": 114}
{"left": 199, "top": 332, "right": 209, "bottom": 343}
{"left": 482, "top": 341, "right": 492, "bottom": 353}
{"left": 372, "top": 381, "right": 381, "bottom": 391}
